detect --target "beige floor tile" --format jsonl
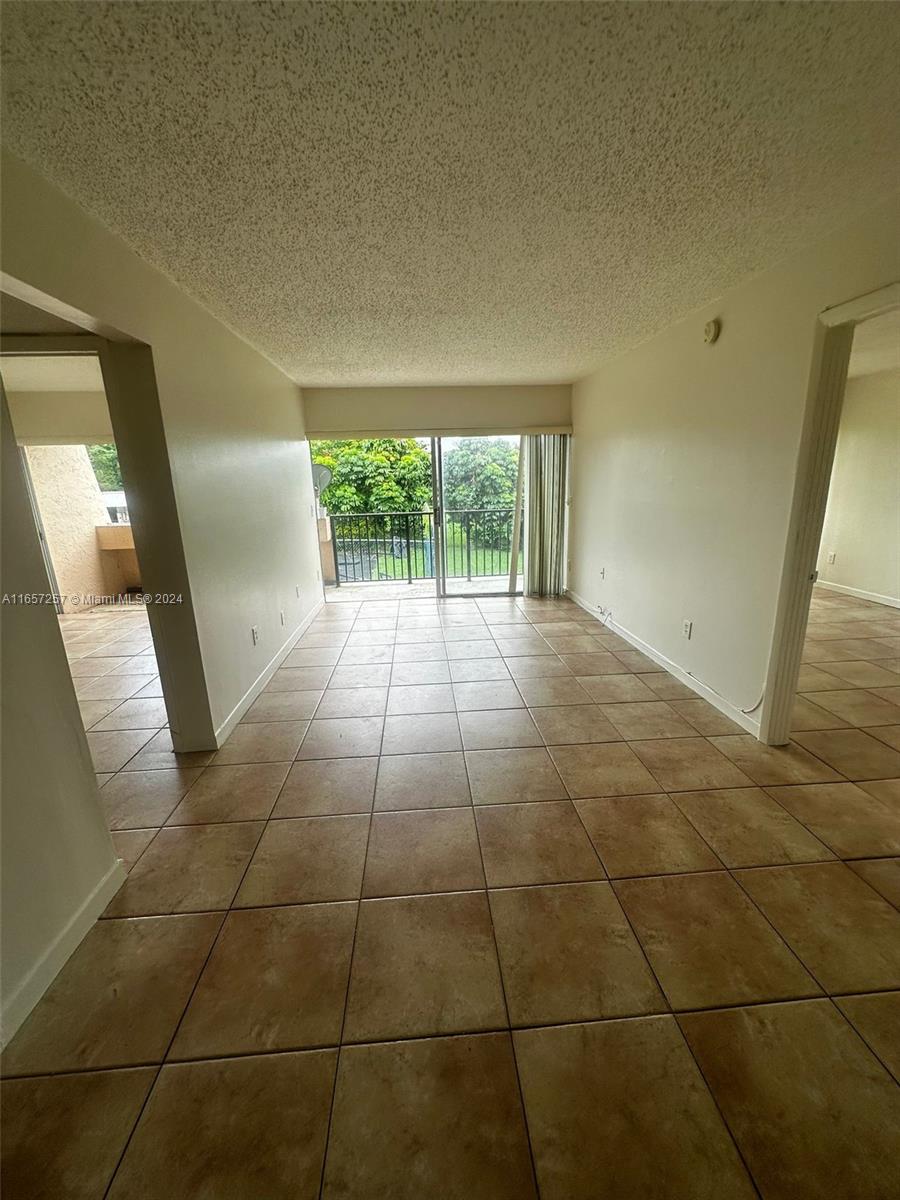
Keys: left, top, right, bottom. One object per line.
{"left": 105, "top": 822, "right": 263, "bottom": 916}
{"left": 576, "top": 794, "right": 722, "bottom": 877}
{"left": 679, "top": 1000, "right": 900, "bottom": 1200}
{"left": 92, "top": 697, "right": 169, "bottom": 731}
{"left": 329, "top": 663, "right": 392, "bottom": 688}
{"left": 857, "top": 776, "right": 900, "bottom": 803}
{"left": 265, "top": 665, "right": 333, "bottom": 691}
{"left": 505, "top": 655, "right": 573, "bottom": 679}
{"left": 476, "top": 801, "right": 604, "bottom": 887}
{"left": 166, "top": 762, "right": 289, "bottom": 824}
{"left": 385, "top": 683, "right": 455, "bottom": 714}
{"left": 866, "top": 724, "right": 900, "bottom": 750}
{"left": 490, "top": 882, "right": 664, "bottom": 1024}
{"left": 576, "top": 673, "right": 656, "bottom": 702}
{"left": 322, "top": 1034, "right": 536, "bottom": 1200}
{"left": 363, "top": 808, "right": 484, "bottom": 896}
{"left": 600, "top": 700, "right": 696, "bottom": 740}
{"left": 448, "top": 657, "right": 511, "bottom": 681}
{"left": 707, "top": 735, "right": 842, "bottom": 785}
{"left": 76, "top": 675, "right": 149, "bottom": 701}
{"left": 514, "top": 676, "right": 591, "bottom": 706}
{"left": 549, "top": 742, "right": 661, "bottom": 798}
{"left": 792, "top": 729, "right": 900, "bottom": 779}
{"left": 668, "top": 698, "right": 745, "bottom": 735}
{"left": 847, "top": 857, "right": 900, "bottom": 907}
{"left": 835, "top": 992, "right": 900, "bottom": 1081}
{"left": 735, "top": 862, "right": 900, "bottom": 993}
{"left": 615, "top": 872, "right": 819, "bottom": 1009}
{"left": 87, "top": 729, "right": 155, "bottom": 773}
{"left": 614, "top": 650, "right": 659, "bottom": 673}
{"left": 100, "top": 768, "right": 204, "bottom": 829}
{"left": 79, "top": 697, "right": 126, "bottom": 728}
{"left": 514, "top": 1018, "right": 756, "bottom": 1200}
{"left": 642, "top": 672, "right": 699, "bottom": 700}
{"left": 315, "top": 686, "right": 388, "bottom": 718}
{"left": 272, "top": 756, "right": 377, "bottom": 817}
{"left": 796, "top": 664, "right": 848, "bottom": 691}
{"left": 808, "top": 689, "right": 900, "bottom": 726}
{"left": 389, "top": 660, "right": 450, "bottom": 685}
{"left": 343, "top": 892, "right": 506, "bottom": 1042}
{"left": 453, "top": 680, "right": 524, "bottom": 711}
{"left": 171, "top": 903, "right": 356, "bottom": 1058}
{"left": 767, "top": 781, "right": 900, "bottom": 857}
{"left": 0, "top": 1068, "right": 156, "bottom": 1200}
{"left": 673, "top": 786, "right": 835, "bottom": 867}
{"left": 559, "top": 651, "right": 629, "bottom": 675}
{"left": 235, "top": 815, "right": 369, "bottom": 906}
{"left": 530, "top": 704, "right": 622, "bottom": 745}
{"left": 212, "top": 721, "right": 308, "bottom": 764}
{"left": 465, "top": 747, "right": 568, "bottom": 804}
{"left": 123, "top": 728, "right": 214, "bottom": 772}
{"left": 374, "top": 751, "right": 471, "bottom": 809}
{"left": 111, "top": 828, "right": 158, "bottom": 873}
{"left": 543, "top": 634, "right": 605, "bottom": 654}
{"left": 283, "top": 646, "right": 342, "bottom": 668}
{"left": 630, "top": 737, "right": 754, "bottom": 791}
{"left": 381, "top": 711, "right": 461, "bottom": 754}
{"left": 241, "top": 690, "right": 322, "bottom": 722}
{"left": 297, "top": 716, "right": 384, "bottom": 758}
{"left": 791, "top": 695, "right": 851, "bottom": 730}
{"left": 1, "top": 914, "right": 221, "bottom": 1075}
{"left": 815, "top": 660, "right": 900, "bottom": 687}
{"left": 457, "top": 708, "right": 540, "bottom": 750}
{"left": 395, "top": 642, "right": 448, "bottom": 661}
{"left": 108, "top": 1050, "right": 336, "bottom": 1200}
{"left": 495, "top": 636, "right": 552, "bottom": 658}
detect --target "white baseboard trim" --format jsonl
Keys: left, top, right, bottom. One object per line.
{"left": 1, "top": 858, "right": 126, "bottom": 1048}
{"left": 213, "top": 596, "right": 325, "bottom": 746}
{"left": 566, "top": 589, "right": 761, "bottom": 738}
{"left": 814, "top": 580, "right": 900, "bottom": 609}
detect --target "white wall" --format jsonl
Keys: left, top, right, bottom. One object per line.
{"left": 568, "top": 195, "right": 900, "bottom": 730}
{"left": 7, "top": 389, "right": 113, "bottom": 443}
{"left": 817, "top": 368, "right": 900, "bottom": 606}
{"left": 305, "top": 384, "right": 571, "bottom": 437}
{"left": 1, "top": 395, "right": 123, "bottom": 1045}
{"left": 1, "top": 151, "right": 323, "bottom": 740}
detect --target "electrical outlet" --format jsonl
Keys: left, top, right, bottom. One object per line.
{"left": 826, "top": 551, "right": 836, "bottom": 564}
{"left": 280, "top": 610, "right": 285, "bottom": 626}
{"left": 251, "top": 625, "right": 259, "bottom": 646}
{"left": 682, "top": 619, "right": 693, "bottom": 639}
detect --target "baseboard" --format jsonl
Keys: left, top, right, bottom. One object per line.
{"left": 566, "top": 589, "right": 761, "bottom": 738}
{"left": 815, "top": 580, "right": 900, "bottom": 609}
{"left": 213, "top": 596, "right": 325, "bottom": 746}
{"left": 1, "top": 858, "right": 126, "bottom": 1048}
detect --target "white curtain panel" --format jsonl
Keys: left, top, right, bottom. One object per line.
{"left": 524, "top": 433, "right": 569, "bottom": 597}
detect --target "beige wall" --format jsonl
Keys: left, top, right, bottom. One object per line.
{"left": 2, "top": 150, "right": 323, "bottom": 741}
{"left": 1, "top": 396, "right": 123, "bottom": 1044}
{"left": 817, "top": 368, "right": 900, "bottom": 606}
{"left": 568, "top": 195, "right": 900, "bottom": 732}
{"left": 7, "top": 390, "right": 113, "bottom": 443}
{"left": 304, "top": 384, "right": 571, "bottom": 437}
{"left": 24, "top": 444, "right": 125, "bottom": 609}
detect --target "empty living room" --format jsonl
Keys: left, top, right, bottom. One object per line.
{"left": 1, "top": 3, "right": 898, "bottom": 1198}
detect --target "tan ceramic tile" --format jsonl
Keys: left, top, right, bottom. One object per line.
{"left": 265, "top": 665, "right": 333, "bottom": 691}
{"left": 857, "top": 777, "right": 900, "bottom": 803}
{"left": 808, "top": 689, "right": 900, "bottom": 726}
{"left": 453, "top": 680, "right": 524, "bottom": 711}
{"left": 91, "top": 697, "right": 169, "bottom": 731}
{"left": 0, "top": 1068, "right": 156, "bottom": 1200}
{"left": 108, "top": 1050, "right": 336, "bottom": 1200}
{"left": 543, "top": 634, "right": 605, "bottom": 654}
{"left": 395, "top": 641, "right": 448, "bottom": 661}
{"left": 513, "top": 676, "right": 591, "bottom": 707}
{"left": 530, "top": 704, "right": 623, "bottom": 746}
{"left": 235, "top": 815, "right": 369, "bottom": 906}
{"left": 363, "top": 808, "right": 484, "bottom": 896}
{"left": 600, "top": 700, "right": 696, "bottom": 740}
{"left": 212, "top": 721, "right": 308, "bottom": 764}
{"left": 87, "top": 729, "right": 155, "bottom": 773}
{"left": 374, "top": 751, "right": 470, "bottom": 809}
{"left": 576, "top": 794, "right": 722, "bottom": 877}
{"left": 123, "top": 728, "right": 214, "bottom": 772}
{"left": 389, "top": 660, "right": 450, "bottom": 685}
{"left": 166, "top": 762, "right": 289, "bottom": 824}
{"left": 767, "top": 782, "right": 900, "bottom": 857}
{"left": 272, "top": 756, "right": 377, "bottom": 816}
{"left": 505, "top": 655, "right": 573, "bottom": 679}
{"left": 679, "top": 1000, "right": 900, "bottom": 1200}
{"left": 476, "top": 801, "right": 604, "bottom": 887}
{"left": 668, "top": 697, "right": 745, "bottom": 735}
{"left": 614, "top": 872, "right": 819, "bottom": 1009}
{"left": 241, "top": 690, "right": 322, "bottom": 722}
{"left": 614, "top": 650, "right": 660, "bottom": 673}
{"left": 171, "top": 903, "right": 356, "bottom": 1057}
{"left": 514, "top": 1018, "right": 756, "bottom": 1200}
{"left": 495, "top": 636, "right": 552, "bottom": 658}
{"left": 111, "top": 828, "right": 158, "bottom": 873}
{"left": 343, "top": 892, "right": 506, "bottom": 1041}
{"left": 673, "top": 787, "right": 835, "bottom": 867}
{"left": 559, "top": 651, "right": 629, "bottom": 675}
{"left": 76, "top": 675, "right": 149, "bottom": 701}
{"left": 630, "top": 737, "right": 754, "bottom": 791}
{"left": 847, "top": 857, "right": 900, "bottom": 907}
{"left": 576, "top": 673, "right": 656, "bottom": 702}
{"left": 735, "top": 862, "right": 900, "bottom": 993}
{"left": 706, "top": 735, "right": 842, "bottom": 785}
{"left": 329, "top": 663, "right": 392, "bottom": 688}
{"left": 322, "top": 1034, "right": 536, "bottom": 1200}
{"left": 100, "top": 768, "right": 203, "bottom": 829}
{"left": 549, "top": 742, "right": 661, "bottom": 798}
{"left": 791, "top": 695, "right": 851, "bottom": 731}
{"left": 315, "top": 686, "right": 388, "bottom": 718}
{"left": 284, "top": 646, "right": 342, "bottom": 668}
{"left": 835, "top": 992, "right": 900, "bottom": 1081}
{"left": 79, "top": 697, "right": 126, "bottom": 728}
{"left": 448, "top": 657, "right": 511, "bottom": 681}
{"left": 297, "top": 716, "right": 384, "bottom": 758}
{"left": 381, "top": 711, "right": 461, "bottom": 754}
{"left": 642, "top": 672, "right": 698, "bottom": 700}
{"left": 458, "top": 708, "right": 541, "bottom": 750}
{"left": 386, "top": 683, "right": 455, "bottom": 714}
{"left": 792, "top": 729, "right": 900, "bottom": 779}
{"left": 815, "top": 660, "right": 900, "bottom": 687}
{"left": 490, "top": 882, "right": 664, "bottom": 1024}
{"left": 465, "top": 747, "right": 568, "bottom": 804}
{"left": 866, "top": 724, "right": 900, "bottom": 751}
{"left": 796, "top": 664, "right": 848, "bottom": 691}
{"left": 105, "top": 822, "right": 262, "bottom": 916}
{"left": 1, "top": 914, "right": 221, "bottom": 1075}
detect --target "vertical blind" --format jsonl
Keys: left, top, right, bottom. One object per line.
{"left": 524, "top": 433, "right": 569, "bottom": 597}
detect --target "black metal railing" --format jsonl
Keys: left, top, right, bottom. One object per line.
{"left": 329, "top": 509, "right": 522, "bottom": 585}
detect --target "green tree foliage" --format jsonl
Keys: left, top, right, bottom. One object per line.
{"left": 311, "top": 439, "right": 433, "bottom": 514}
{"left": 86, "top": 443, "right": 122, "bottom": 490}
{"left": 441, "top": 437, "right": 519, "bottom": 513}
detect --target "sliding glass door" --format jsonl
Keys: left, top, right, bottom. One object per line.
{"left": 431, "top": 435, "right": 524, "bottom": 597}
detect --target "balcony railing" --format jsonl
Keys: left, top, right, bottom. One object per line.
{"left": 329, "top": 509, "right": 522, "bottom": 585}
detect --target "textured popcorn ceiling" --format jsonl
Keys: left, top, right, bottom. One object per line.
{"left": 2, "top": 2, "right": 898, "bottom": 386}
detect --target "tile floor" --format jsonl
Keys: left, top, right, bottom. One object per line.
{"left": 2, "top": 587, "right": 900, "bottom": 1198}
